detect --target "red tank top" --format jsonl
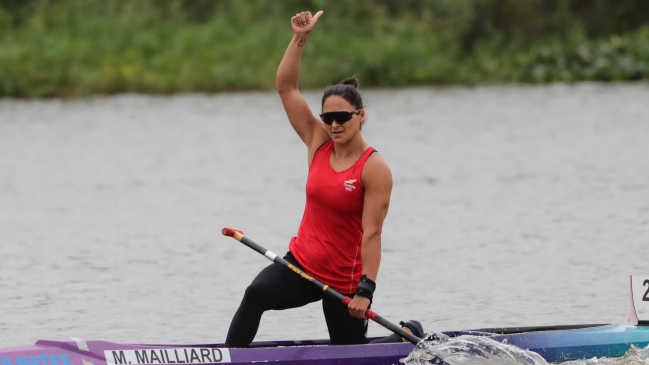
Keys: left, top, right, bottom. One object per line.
{"left": 289, "top": 140, "right": 376, "bottom": 294}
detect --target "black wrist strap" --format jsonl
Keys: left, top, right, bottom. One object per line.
{"left": 355, "top": 275, "right": 376, "bottom": 300}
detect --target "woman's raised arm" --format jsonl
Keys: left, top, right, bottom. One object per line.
{"left": 276, "top": 11, "right": 330, "bottom": 160}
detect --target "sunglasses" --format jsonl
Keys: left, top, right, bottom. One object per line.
{"left": 319, "top": 109, "right": 362, "bottom": 125}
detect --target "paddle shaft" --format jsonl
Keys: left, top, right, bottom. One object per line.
{"left": 222, "top": 228, "right": 422, "bottom": 345}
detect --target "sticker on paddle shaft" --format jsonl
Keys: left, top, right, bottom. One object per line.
{"left": 628, "top": 275, "right": 649, "bottom": 325}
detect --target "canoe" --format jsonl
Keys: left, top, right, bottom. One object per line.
{"left": 1, "top": 323, "right": 648, "bottom": 365}
{"left": 3, "top": 268, "right": 647, "bottom": 365}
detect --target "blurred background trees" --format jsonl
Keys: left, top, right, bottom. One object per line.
{"left": 1, "top": 0, "right": 647, "bottom": 98}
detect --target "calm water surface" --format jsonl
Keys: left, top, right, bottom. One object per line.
{"left": 1, "top": 83, "right": 648, "bottom": 362}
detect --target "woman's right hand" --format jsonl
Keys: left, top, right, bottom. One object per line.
{"left": 291, "top": 11, "right": 324, "bottom": 35}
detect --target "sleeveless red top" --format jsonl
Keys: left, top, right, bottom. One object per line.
{"left": 289, "top": 140, "right": 376, "bottom": 294}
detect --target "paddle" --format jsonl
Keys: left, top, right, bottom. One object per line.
{"left": 221, "top": 227, "right": 423, "bottom": 345}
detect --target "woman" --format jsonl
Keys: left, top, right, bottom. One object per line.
{"left": 224, "top": 10, "right": 394, "bottom": 347}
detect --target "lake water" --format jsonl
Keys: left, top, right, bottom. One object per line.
{"left": 1, "top": 83, "right": 648, "bottom": 364}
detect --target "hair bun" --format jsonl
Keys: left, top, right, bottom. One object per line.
{"left": 340, "top": 77, "right": 359, "bottom": 89}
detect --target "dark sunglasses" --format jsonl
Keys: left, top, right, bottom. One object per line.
{"left": 319, "top": 110, "right": 362, "bottom": 125}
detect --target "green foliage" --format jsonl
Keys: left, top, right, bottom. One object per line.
{"left": 0, "top": 0, "right": 647, "bottom": 98}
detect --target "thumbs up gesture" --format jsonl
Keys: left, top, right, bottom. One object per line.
{"left": 291, "top": 11, "right": 324, "bottom": 35}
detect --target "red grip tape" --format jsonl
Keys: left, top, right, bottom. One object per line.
{"left": 366, "top": 309, "right": 378, "bottom": 321}
{"left": 222, "top": 227, "right": 244, "bottom": 237}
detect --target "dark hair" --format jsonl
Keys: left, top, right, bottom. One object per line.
{"left": 321, "top": 77, "right": 363, "bottom": 110}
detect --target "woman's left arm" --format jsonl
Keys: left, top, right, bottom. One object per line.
{"left": 347, "top": 154, "right": 393, "bottom": 319}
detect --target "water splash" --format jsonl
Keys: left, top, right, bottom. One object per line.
{"left": 401, "top": 332, "right": 549, "bottom": 365}
{"left": 401, "top": 334, "right": 649, "bottom": 365}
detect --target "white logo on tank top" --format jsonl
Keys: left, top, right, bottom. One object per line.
{"left": 343, "top": 179, "right": 357, "bottom": 192}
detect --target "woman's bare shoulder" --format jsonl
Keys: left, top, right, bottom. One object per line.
{"left": 362, "top": 151, "right": 392, "bottom": 189}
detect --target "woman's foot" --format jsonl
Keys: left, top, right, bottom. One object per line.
{"left": 368, "top": 320, "right": 424, "bottom": 343}
{"left": 399, "top": 320, "right": 424, "bottom": 342}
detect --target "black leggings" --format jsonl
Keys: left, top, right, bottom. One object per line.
{"left": 225, "top": 252, "right": 368, "bottom": 347}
